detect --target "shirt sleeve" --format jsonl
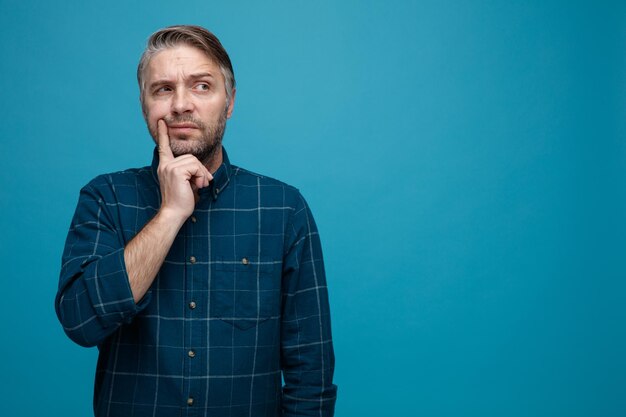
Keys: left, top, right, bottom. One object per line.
{"left": 55, "top": 180, "right": 152, "bottom": 347}
{"left": 281, "top": 192, "right": 337, "bottom": 416}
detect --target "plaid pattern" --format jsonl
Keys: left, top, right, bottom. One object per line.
{"left": 56, "top": 148, "right": 337, "bottom": 417}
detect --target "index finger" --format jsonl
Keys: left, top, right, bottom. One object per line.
{"left": 157, "top": 119, "right": 174, "bottom": 162}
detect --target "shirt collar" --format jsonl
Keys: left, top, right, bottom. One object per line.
{"left": 150, "top": 146, "right": 233, "bottom": 201}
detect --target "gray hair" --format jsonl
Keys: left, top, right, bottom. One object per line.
{"left": 137, "top": 25, "right": 236, "bottom": 110}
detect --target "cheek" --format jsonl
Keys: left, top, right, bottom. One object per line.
{"left": 144, "top": 98, "right": 168, "bottom": 116}
{"left": 144, "top": 104, "right": 168, "bottom": 128}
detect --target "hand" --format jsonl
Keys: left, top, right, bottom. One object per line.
{"left": 156, "top": 119, "right": 212, "bottom": 222}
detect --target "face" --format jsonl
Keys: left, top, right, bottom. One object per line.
{"left": 142, "top": 45, "right": 235, "bottom": 163}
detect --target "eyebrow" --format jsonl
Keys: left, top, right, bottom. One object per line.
{"left": 148, "top": 73, "right": 215, "bottom": 90}
{"left": 188, "top": 72, "right": 215, "bottom": 80}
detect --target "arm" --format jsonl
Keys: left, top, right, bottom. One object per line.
{"left": 123, "top": 208, "right": 184, "bottom": 303}
{"left": 55, "top": 120, "right": 212, "bottom": 347}
{"left": 281, "top": 194, "right": 337, "bottom": 417}
{"left": 125, "top": 120, "right": 211, "bottom": 302}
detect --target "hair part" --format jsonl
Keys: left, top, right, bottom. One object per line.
{"left": 137, "top": 25, "right": 236, "bottom": 111}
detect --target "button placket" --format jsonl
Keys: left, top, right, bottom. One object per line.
{"left": 184, "top": 209, "right": 202, "bottom": 412}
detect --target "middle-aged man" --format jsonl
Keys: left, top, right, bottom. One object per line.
{"left": 55, "top": 25, "right": 337, "bottom": 417}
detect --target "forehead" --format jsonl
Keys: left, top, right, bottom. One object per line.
{"left": 145, "top": 45, "right": 222, "bottom": 81}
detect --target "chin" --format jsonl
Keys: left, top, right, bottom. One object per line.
{"left": 170, "top": 136, "right": 199, "bottom": 150}
{"left": 170, "top": 133, "right": 192, "bottom": 141}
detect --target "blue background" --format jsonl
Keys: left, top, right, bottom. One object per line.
{"left": 1, "top": 1, "right": 625, "bottom": 415}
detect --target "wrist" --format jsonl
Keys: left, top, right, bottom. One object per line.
{"left": 155, "top": 206, "right": 188, "bottom": 229}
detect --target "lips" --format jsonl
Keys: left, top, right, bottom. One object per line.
{"left": 168, "top": 123, "right": 199, "bottom": 137}
{"left": 168, "top": 123, "right": 198, "bottom": 129}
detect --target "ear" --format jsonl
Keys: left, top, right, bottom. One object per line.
{"left": 140, "top": 94, "right": 148, "bottom": 120}
{"left": 226, "top": 88, "right": 236, "bottom": 119}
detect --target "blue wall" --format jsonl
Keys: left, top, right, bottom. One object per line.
{"left": 1, "top": 1, "right": 625, "bottom": 415}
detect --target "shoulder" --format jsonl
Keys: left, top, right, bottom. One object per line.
{"left": 230, "top": 164, "right": 306, "bottom": 208}
{"left": 84, "top": 165, "right": 153, "bottom": 188}
{"left": 81, "top": 165, "right": 155, "bottom": 199}
{"left": 230, "top": 164, "right": 295, "bottom": 189}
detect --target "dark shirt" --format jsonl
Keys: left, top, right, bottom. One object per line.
{"left": 56, "top": 148, "right": 337, "bottom": 417}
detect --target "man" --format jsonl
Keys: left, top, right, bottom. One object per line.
{"left": 56, "top": 25, "right": 337, "bottom": 417}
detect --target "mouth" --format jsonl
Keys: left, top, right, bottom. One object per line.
{"left": 169, "top": 123, "right": 198, "bottom": 129}
{"left": 167, "top": 123, "right": 199, "bottom": 136}
{"left": 167, "top": 123, "right": 198, "bottom": 129}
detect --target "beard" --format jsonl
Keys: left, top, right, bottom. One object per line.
{"left": 150, "top": 108, "right": 228, "bottom": 166}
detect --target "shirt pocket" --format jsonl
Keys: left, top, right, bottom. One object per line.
{"left": 211, "top": 256, "right": 281, "bottom": 330}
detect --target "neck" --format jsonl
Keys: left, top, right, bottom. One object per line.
{"left": 203, "top": 145, "right": 223, "bottom": 174}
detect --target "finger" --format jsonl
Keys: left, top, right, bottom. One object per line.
{"left": 192, "top": 165, "right": 212, "bottom": 189}
{"left": 192, "top": 175, "right": 205, "bottom": 189}
{"left": 167, "top": 158, "right": 212, "bottom": 187}
{"left": 157, "top": 120, "right": 174, "bottom": 163}
{"left": 167, "top": 156, "right": 213, "bottom": 183}
{"left": 194, "top": 170, "right": 212, "bottom": 189}
{"left": 203, "top": 168, "right": 213, "bottom": 187}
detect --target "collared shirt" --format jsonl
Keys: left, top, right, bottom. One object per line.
{"left": 56, "top": 148, "right": 337, "bottom": 417}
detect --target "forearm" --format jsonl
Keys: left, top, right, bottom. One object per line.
{"left": 124, "top": 128, "right": 210, "bottom": 302}
{"left": 125, "top": 208, "right": 186, "bottom": 303}
{"left": 56, "top": 209, "right": 186, "bottom": 346}
{"left": 57, "top": 180, "right": 146, "bottom": 347}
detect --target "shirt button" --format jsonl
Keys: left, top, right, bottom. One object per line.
{"left": 190, "top": 216, "right": 197, "bottom": 223}
{"left": 188, "top": 350, "right": 195, "bottom": 358}
{"left": 215, "top": 187, "right": 220, "bottom": 194}
{"left": 241, "top": 257, "right": 249, "bottom": 265}
{"left": 189, "top": 256, "right": 196, "bottom": 264}
{"left": 189, "top": 301, "right": 196, "bottom": 310}
{"left": 187, "top": 397, "right": 194, "bottom": 406}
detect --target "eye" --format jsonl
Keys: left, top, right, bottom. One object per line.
{"left": 194, "top": 82, "right": 210, "bottom": 91}
{"left": 155, "top": 86, "right": 172, "bottom": 94}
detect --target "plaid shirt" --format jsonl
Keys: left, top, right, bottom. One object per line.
{"left": 55, "top": 148, "right": 337, "bottom": 417}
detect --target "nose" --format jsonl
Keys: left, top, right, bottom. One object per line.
{"left": 172, "top": 89, "right": 193, "bottom": 114}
